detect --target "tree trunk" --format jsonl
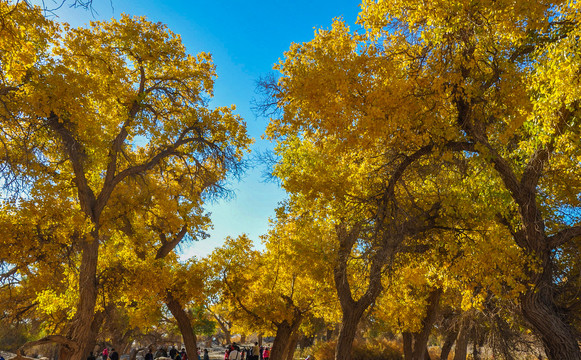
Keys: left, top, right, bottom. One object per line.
{"left": 240, "top": 334, "right": 246, "bottom": 344}
{"left": 213, "top": 315, "right": 232, "bottom": 345}
{"left": 165, "top": 293, "right": 198, "bottom": 360}
{"left": 452, "top": 319, "right": 469, "bottom": 360}
{"left": 471, "top": 341, "right": 480, "bottom": 360}
{"left": 270, "top": 314, "right": 302, "bottom": 360}
{"left": 334, "top": 303, "right": 367, "bottom": 360}
{"left": 411, "top": 289, "right": 441, "bottom": 360}
{"left": 521, "top": 270, "right": 581, "bottom": 360}
{"left": 402, "top": 332, "right": 413, "bottom": 360}
{"left": 61, "top": 238, "right": 100, "bottom": 360}
{"left": 439, "top": 328, "right": 457, "bottom": 360}
{"left": 285, "top": 333, "right": 299, "bottom": 360}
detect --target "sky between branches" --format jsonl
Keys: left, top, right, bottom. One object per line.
{"left": 31, "top": 0, "right": 361, "bottom": 258}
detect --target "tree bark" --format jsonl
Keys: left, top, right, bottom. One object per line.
{"left": 270, "top": 312, "right": 302, "bottom": 360}
{"left": 410, "top": 289, "right": 441, "bottom": 360}
{"left": 521, "top": 268, "right": 581, "bottom": 360}
{"left": 60, "top": 237, "right": 100, "bottom": 360}
{"left": 165, "top": 293, "right": 198, "bottom": 360}
{"left": 285, "top": 332, "right": 299, "bottom": 360}
{"left": 439, "top": 328, "right": 457, "bottom": 360}
{"left": 335, "top": 302, "right": 368, "bottom": 360}
{"left": 402, "top": 332, "right": 413, "bottom": 360}
{"left": 452, "top": 318, "right": 469, "bottom": 360}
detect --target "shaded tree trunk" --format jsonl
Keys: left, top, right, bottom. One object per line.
{"left": 270, "top": 312, "right": 302, "bottom": 360}
{"left": 452, "top": 318, "right": 470, "bottom": 360}
{"left": 285, "top": 333, "right": 299, "bottom": 360}
{"left": 402, "top": 333, "right": 413, "bottom": 360}
{"left": 165, "top": 293, "right": 198, "bottom": 360}
{"left": 401, "top": 289, "right": 441, "bottom": 360}
{"left": 335, "top": 301, "right": 368, "bottom": 360}
{"left": 411, "top": 289, "right": 441, "bottom": 360}
{"left": 61, "top": 238, "right": 100, "bottom": 360}
{"left": 439, "top": 328, "right": 457, "bottom": 360}
{"left": 520, "top": 257, "right": 581, "bottom": 360}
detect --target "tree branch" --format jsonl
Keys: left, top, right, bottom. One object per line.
{"left": 155, "top": 226, "right": 188, "bottom": 259}
{"left": 548, "top": 225, "right": 581, "bottom": 249}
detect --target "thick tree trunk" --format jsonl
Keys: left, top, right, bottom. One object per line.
{"left": 165, "top": 293, "right": 198, "bottom": 360}
{"left": 285, "top": 333, "right": 299, "bottom": 360}
{"left": 521, "top": 267, "right": 581, "bottom": 360}
{"left": 61, "top": 238, "right": 100, "bottom": 360}
{"left": 270, "top": 314, "right": 302, "bottom": 360}
{"left": 402, "top": 333, "right": 413, "bottom": 360}
{"left": 240, "top": 334, "right": 246, "bottom": 344}
{"left": 334, "top": 303, "right": 367, "bottom": 360}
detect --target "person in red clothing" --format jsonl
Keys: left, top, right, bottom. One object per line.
{"left": 262, "top": 348, "right": 270, "bottom": 360}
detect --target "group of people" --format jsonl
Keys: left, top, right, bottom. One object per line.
{"left": 149, "top": 346, "right": 188, "bottom": 360}
{"left": 224, "top": 343, "right": 270, "bottom": 360}
{"left": 86, "top": 347, "right": 119, "bottom": 360}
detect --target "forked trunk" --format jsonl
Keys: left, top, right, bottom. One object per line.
{"left": 401, "top": 289, "right": 441, "bottom": 360}
{"left": 270, "top": 314, "right": 302, "bottom": 360}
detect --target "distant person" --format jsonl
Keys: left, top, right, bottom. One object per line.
{"left": 203, "top": 349, "right": 209, "bottom": 360}
{"left": 262, "top": 348, "right": 269, "bottom": 360}
{"left": 145, "top": 349, "right": 154, "bottom": 360}
{"left": 170, "top": 346, "right": 178, "bottom": 360}
{"left": 180, "top": 348, "right": 188, "bottom": 360}
{"left": 252, "top": 343, "right": 260, "bottom": 360}
{"left": 109, "top": 349, "right": 119, "bottom": 360}
{"left": 102, "top": 348, "right": 109, "bottom": 360}
{"left": 229, "top": 346, "right": 239, "bottom": 360}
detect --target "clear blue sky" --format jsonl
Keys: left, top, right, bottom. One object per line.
{"left": 40, "top": 0, "right": 361, "bottom": 258}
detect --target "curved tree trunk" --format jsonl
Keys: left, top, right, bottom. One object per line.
{"left": 457, "top": 96, "right": 581, "bottom": 360}
{"left": 521, "top": 264, "right": 581, "bottom": 360}
{"left": 165, "top": 293, "right": 198, "bottom": 360}
{"left": 213, "top": 314, "right": 232, "bottom": 345}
